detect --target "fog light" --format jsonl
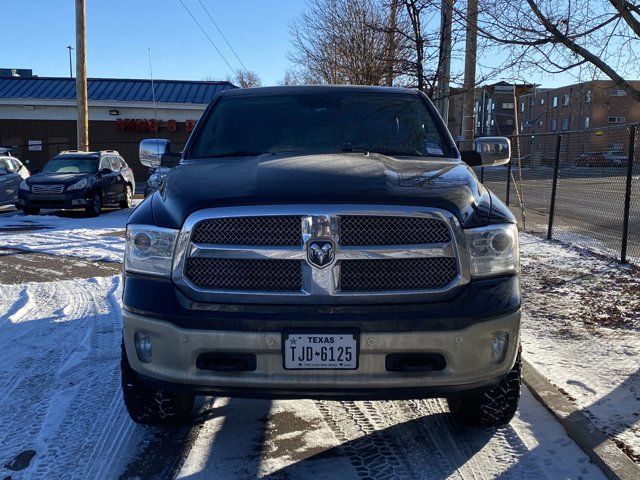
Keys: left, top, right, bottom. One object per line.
{"left": 134, "top": 331, "right": 152, "bottom": 363}
{"left": 491, "top": 332, "right": 509, "bottom": 364}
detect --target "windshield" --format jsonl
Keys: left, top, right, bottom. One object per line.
{"left": 188, "top": 91, "right": 456, "bottom": 159}
{"left": 42, "top": 156, "right": 99, "bottom": 174}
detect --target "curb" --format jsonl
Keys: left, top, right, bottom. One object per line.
{"left": 522, "top": 359, "right": 640, "bottom": 480}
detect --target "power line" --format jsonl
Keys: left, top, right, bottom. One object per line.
{"left": 197, "top": 0, "right": 248, "bottom": 72}
{"left": 177, "top": 0, "right": 235, "bottom": 74}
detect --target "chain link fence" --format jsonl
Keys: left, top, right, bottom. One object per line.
{"left": 480, "top": 124, "right": 640, "bottom": 263}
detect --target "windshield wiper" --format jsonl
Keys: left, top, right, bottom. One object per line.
{"left": 342, "top": 146, "right": 429, "bottom": 157}
{"left": 202, "top": 150, "right": 266, "bottom": 158}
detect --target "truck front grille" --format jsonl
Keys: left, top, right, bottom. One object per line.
{"left": 185, "top": 258, "right": 302, "bottom": 291}
{"left": 175, "top": 206, "right": 466, "bottom": 304}
{"left": 340, "top": 216, "right": 451, "bottom": 245}
{"left": 340, "top": 257, "right": 458, "bottom": 292}
{"left": 192, "top": 216, "right": 302, "bottom": 246}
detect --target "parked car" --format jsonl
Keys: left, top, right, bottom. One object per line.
{"left": 576, "top": 151, "right": 606, "bottom": 167}
{"left": 0, "top": 155, "right": 30, "bottom": 209}
{"left": 143, "top": 166, "right": 172, "bottom": 197}
{"left": 603, "top": 149, "right": 627, "bottom": 165}
{"left": 121, "top": 86, "right": 520, "bottom": 428}
{"left": 18, "top": 150, "right": 135, "bottom": 216}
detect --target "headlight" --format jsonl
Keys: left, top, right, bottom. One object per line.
{"left": 125, "top": 225, "right": 178, "bottom": 277}
{"left": 19, "top": 180, "right": 30, "bottom": 191}
{"left": 67, "top": 178, "right": 89, "bottom": 191}
{"left": 465, "top": 223, "right": 519, "bottom": 277}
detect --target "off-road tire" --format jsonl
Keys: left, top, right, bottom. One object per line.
{"left": 447, "top": 351, "right": 521, "bottom": 427}
{"left": 23, "top": 207, "right": 40, "bottom": 216}
{"left": 85, "top": 192, "right": 102, "bottom": 217}
{"left": 120, "top": 342, "right": 195, "bottom": 426}
{"left": 119, "top": 185, "right": 132, "bottom": 209}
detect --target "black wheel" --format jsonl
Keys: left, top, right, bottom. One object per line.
{"left": 120, "top": 342, "right": 195, "bottom": 426}
{"left": 85, "top": 192, "right": 102, "bottom": 217}
{"left": 447, "top": 351, "right": 521, "bottom": 427}
{"left": 120, "top": 185, "right": 132, "bottom": 209}
{"left": 23, "top": 207, "right": 40, "bottom": 216}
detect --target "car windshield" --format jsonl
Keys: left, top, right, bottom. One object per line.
{"left": 188, "top": 91, "right": 456, "bottom": 159}
{"left": 42, "top": 156, "right": 99, "bottom": 174}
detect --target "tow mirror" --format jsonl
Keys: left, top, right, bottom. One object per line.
{"left": 461, "top": 136, "right": 511, "bottom": 167}
{"left": 140, "top": 138, "right": 171, "bottom": 168}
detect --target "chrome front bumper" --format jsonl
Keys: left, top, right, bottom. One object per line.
{"left": 122, "top": 309, "right": 520, "bottom": 396}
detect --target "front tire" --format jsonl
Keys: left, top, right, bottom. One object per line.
{"left": 120, "top": 342, "right": 195, "bottom": 426}
{"left": 85, "top": 192, "right": 102, "bottom": 217}
{"left": 447, "top": 351, "right": 521, "bottom": 427}
{"left": 119, "top": 185, "right": 132, "bottom": 209}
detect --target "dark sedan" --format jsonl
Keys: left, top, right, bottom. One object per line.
{"left": 18, "top": 150, "right": 135, "bottom": 216}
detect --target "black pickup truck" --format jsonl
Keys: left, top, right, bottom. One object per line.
{"left": 121, "top": 86, "right": 521, "bottom": 427}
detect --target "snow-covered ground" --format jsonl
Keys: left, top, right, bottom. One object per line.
{"left": 0, "top": 207, "right": 132, "bottom": 262}
{"left": 520, "top": 233, "right": 640, "bottom": 463}
{"left": 0, "top": 208, "right": 635, "bottom": 478}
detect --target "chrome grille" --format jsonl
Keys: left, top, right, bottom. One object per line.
{"left": 340, "top": 258, "right": 457, "bottom": 292}
{"left": 31, "top": 184, "right": 65, "bottom": 194}
{"left": 174, "top": 206, "right": 467, "bottom": 305}
{"left": 340, "top": 215, "right": 450, "bottom": 245}
{"left": 192, "top": 216, "right": 302, "bottom": 246}
{"left": 185, "top": 258, "right": 302, "bottom": 291}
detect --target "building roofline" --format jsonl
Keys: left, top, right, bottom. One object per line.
{"left": 0, "top": 75, "right": 235, "bottom": 86}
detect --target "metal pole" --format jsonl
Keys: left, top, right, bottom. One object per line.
{"left": 460, "top": 0, "right": 478, "bottom": 151}
{"left": 435, "top": 0, "right": 453, "bottom": 122}
{"left": 67, "top": 45, "right": 74, "bottom": 78}
{"left": 506, "top": 154, "right": 512, "bottom": 206}
{"left": 621, "top": 125, "right": 636, "bottom": 263}
{"left": 75, "top": 0, "right": 89, "bottom": 151}
{"left": 547, "top": 134, "right": 562, "bottom": 240}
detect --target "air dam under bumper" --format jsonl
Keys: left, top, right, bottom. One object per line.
{"left": 122, "top": 309, "right": 520, "bottom": 398}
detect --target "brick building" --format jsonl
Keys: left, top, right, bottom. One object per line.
{"left": 474, "top": 82, "right": 534, "bottom": 137}
{"left": 517, "top": 80, "right": 640, "bottom": 134}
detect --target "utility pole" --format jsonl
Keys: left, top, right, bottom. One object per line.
{"left": 461, "top": 0, "right": 478, "bottom": 150}
{"left": 67, "top": 45, "right": 74, "bottom": 78}
{"left": 435, "top": 0, "right": 453, "bottom": 122}
{"left": 75, "top": 0, "right": 89, "bottom": 151}
{"left": 386, "top": 0, "right": 398, "bottom": 86}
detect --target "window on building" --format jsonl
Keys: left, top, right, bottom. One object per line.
{"left": 531, "top": 99, "right": 535, "bottom": 106}
{"left": 491, "top": 119, "right": 495, "bottom": 126}
{"left": 501, "top": 102, "right": 514, "bottom": 110}
{"left": 504, "top": 119, "right": 514, "bottom": 126}
{"left": 584, "top": 90, "right": 592, "bottom": 103}
{"left": 538, "top": 120, "right": 544, "bottom": 127}
{"left": 491, "top": 103, "right": 495, "bottom": 110}
{"left": 562, "top": 94, "right": 570, "bottom": 106}
{"left": 539, "top": 98, "right": 545, "bottom": 105}
{"left": 610, "top": 89, "right": 627, "bottom": 97}
{"left": 552, "top": 96, "right": 558, "bottom": 107}
{"left": 551, "top": 119, "right": 557, "bottom": 131}
{"left": 583, "top": 116, "right": 590, "bottom": 129}
{"left": 520, "top": 102, "right": 525, "bottom": 112}
{"left": 561, "top": 118, "right": 570, "bottom": 130}
{"left": 608, "top": 116, "right": 625, "bottom": 123}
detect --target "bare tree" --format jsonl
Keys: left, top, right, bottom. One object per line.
{"left": 233, "top": 70, "right": 262, "bottom": 88}
{"left": 288, "top": 0, "right": 394, "bottom": 85}
{"left": 471, "top": 0, "right": 640, "bottom": 100}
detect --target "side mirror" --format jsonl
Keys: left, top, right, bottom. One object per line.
{"left": 461, "top": 136, "right": 511, "bottom": 167}
{"left": 140, "top": 138, "right": 171, "bottom": 168}
{"left": 160, "top": 152, "right": 181, "bottom": 168}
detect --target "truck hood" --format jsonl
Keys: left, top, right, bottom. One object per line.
{"left": 151, "top": 153, "right": 496, "bottom": 229}
{"left": 26, "top": 172, "right": 94, "bottom": 186}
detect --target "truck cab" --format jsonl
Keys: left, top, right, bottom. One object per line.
{"left": 121, "top": 86, "right": 520, "bottom": 427}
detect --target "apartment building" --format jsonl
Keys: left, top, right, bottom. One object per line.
{"left": 474, "top": 82, "right": 534, "bottom": 137}
{"left": 517, "top": 80, "right": 640, "bottom": 134}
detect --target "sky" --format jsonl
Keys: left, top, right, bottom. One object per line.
{"left": 1, "top": 0, "right": 576, "bottom": 88}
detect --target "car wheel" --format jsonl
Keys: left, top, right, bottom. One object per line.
{"left": 85, "top": 192, "right": 102, "bottom": 217}
{"left": 120, "top": 341, "right": 194, "bottom": 426}
{"left": 447, "top": 349, "right": 521, "bottom": 427}
{"left": 120, "top": 185, "right": 132, "bottom": 209}
{"left": 23, "top": 207, "right": 40, "bottom": 216}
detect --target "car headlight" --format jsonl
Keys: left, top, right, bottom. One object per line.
{"left": 465, "top": 223, "right": 519, "bottom": 277}
{"left": 67, "top": 178, "right": 89, "bottom": 191}
{"left": 125, "top": 225, "right": 178, "bottom": 277}
{"left": 19, "top": 180, "right": 30, "bottom": 191}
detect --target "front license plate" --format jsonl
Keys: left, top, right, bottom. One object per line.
{"left": 283, "top": 332, "right": 358, "bottom": 370}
